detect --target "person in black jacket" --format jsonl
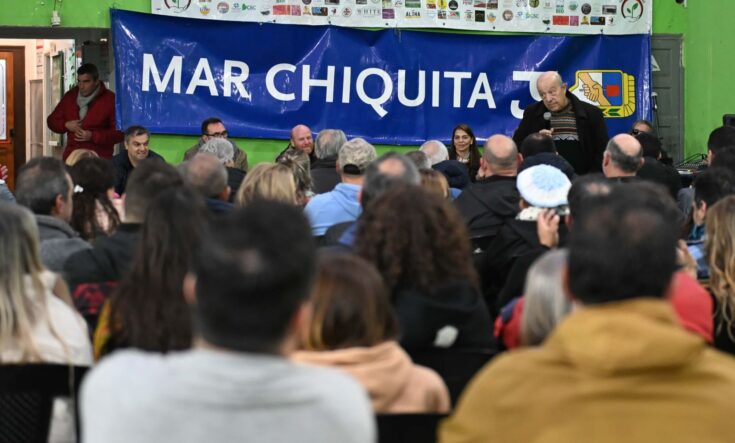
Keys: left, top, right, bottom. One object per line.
{"left": 356, "top": 186, "right": 494, "bottom": 352}
{"left": 635, "top": 131, "right": 682, "bottom": 199}
{"left": 112, "top": 126, "right": 165, "bottom": 195}
{"left": 513, "top": 71, "right": 609, "bottom": 175}
{"left": 454, "top": 134, "right": 521, "bottom": 252}
{"left": 476, "top": 164, "right": 570, "bottom": 317}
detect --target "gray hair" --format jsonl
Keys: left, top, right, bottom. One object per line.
{"left": 405, "top": 151, "right": 432, "bottom": 171}
{"left": 315, "top": 129, "right": 347, "bottom": 159}
{"left": 362, "top": 153, "right": 421, "bottom": 207}
{"left": 179, "top": 153, "right": 228, "bottom": 198}
{"left": 606, "top": 138, "right": 643, "bottom": 173}
{"left": 16, "top": 157, "right": 70, "bottom": 216}
{"left": 338, "top": 138, "right": 378, "bottom": 175}
{"left": 419, "top": 140, "right": 449, "bottom": 166}
{"left": 199, "top": 138, "right": 234, "bottom": 164}
{"left": 520, "top": 249, "right": 573, "bottom": 346}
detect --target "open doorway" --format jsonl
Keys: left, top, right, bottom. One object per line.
{"left": 0, "top": 27, "right": 111, "bottom": 188}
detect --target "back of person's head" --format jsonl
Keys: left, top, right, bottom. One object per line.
{"left": 708, "top": 126, "right": 735, "bottom": 156}
{"left": 109, "top": 187, "right": 209, "bottom": 354}
{"left": 605, "top": 134, "right": 643, "bottom": 173}
{"left": 693, "top": 167, "right": 735, "bottom": 209}
{"left": 302, "top": 253, "right": 397, "bottom": 351}
{"left": 179, "top": 153, "right": 228, "bottom": 199}
{"left": 483, "top": 134, "right": 519, "bottom": 173}
{"left": 619, "top": 181, "right": 682, "bottom": 228}
{"left": 705, "top": 196, "right": 735, "bottom": 339}
{"left": 69, "top": 157, "right": 120, "bottom": 240}
{"left": 235, "top": 163, "right": 297, "bottom": 206}
{"left": 567, "top": 173, "right": 614, "bottom": 220}
{"left": 520, "top": 132, "right": 556, "bottom": 158}
{"left": 356, "top": 186, "right": 476, "bottom": 295}
{"left": 361, "top": 153, "right": 421, "bottom": 208}
{"left": 517, "top": 164, "right": 571, "bottom": 209}
{"left": 0, "top": 202, "right": 47, "bottom": 360}
{"left": 278, "top": 150, "right": 313, "bottom": 204}
{"left": 710, "top": 146, "right": 735, "bottom": 172}
{"left": 77, "top": 63, "right": 99, "bottom": 80}
{"left": 124, "top": 158, "right": 182, "bottom": 222}
{"left": 199, "top": 138, "right": 234, "bottom": 165}
{"left": 65, "top": 148, "right": 99, "bottom": 166}
{"left": 338, "top": 138, "right": 377, "bottom": 177}
{"left": 520, "top": 249, "right": 572, "bottom": 346}
{"left": 568, "top": 189, "right": 677, "bottom": 304}
{"left": 314, "top": 129, "right": 347, "bottom": 159}
{"left": 16, "top": 156, "right": 70, "bottom": 216}
{"left": 193, "top": 200, "right": 316, "bottom": 353}
{"left": 419, "top": 169, "right": 449, "bottom": 199}
{"left": 419, "top": 140, "right": 449, "bottom": 166}
{"left": 405, "top": 150, "right": 432, "bottom": 171}
{"left": 634, "top": 131, "right": 662, "bottom": 159}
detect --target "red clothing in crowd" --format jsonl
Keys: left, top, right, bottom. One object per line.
{"left": 495, "top": 270, "right": 714, "bottom": 349}
{"left": 47, "top": 82, "right": 124, "bottom": 160}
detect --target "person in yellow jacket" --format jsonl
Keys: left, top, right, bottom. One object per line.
{"left": 441, "top": 185, "right": 735, "bottom": 443}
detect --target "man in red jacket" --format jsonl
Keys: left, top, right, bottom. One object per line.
{"left": 47, "top": 63, "right": 124, "bottom": 160}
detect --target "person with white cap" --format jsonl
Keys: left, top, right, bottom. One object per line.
{"left": 475, "top": 164, "right": 571, "bottom": 317}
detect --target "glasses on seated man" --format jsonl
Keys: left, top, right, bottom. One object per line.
{"left": 206, "top": 130, "right": 228, "bottom": 138}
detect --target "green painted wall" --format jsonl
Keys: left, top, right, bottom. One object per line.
{"left": 681, "top": 1, "right": 735, "bottom": 157}
{"left": 2, "top": 0, "right": 733, "bottom": 162}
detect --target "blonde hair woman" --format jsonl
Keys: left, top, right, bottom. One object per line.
{"left": 0, "top": 202, "right": 92, "bottom": 442}
{"left": 64, "top": 148, "right": 99, "bottom": 166}
{"left": 235, "top": 163, "right": 298, "bottom": 206}
{"left": 706, "top": 195, "right": 735, "bottom": 356}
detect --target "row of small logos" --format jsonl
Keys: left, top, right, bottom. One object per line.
{"left": 262, "top": 6, "right": 618, "bottom": 23}
{"left": 175, "top": 0, "right": 643, "bottom": 20}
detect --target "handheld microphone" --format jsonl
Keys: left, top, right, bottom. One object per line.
{"left": 543, "top": 112, "right": 551, "bottom": 129}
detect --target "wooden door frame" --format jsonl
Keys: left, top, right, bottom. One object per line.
{"left": 0, "top": 45, "right": 26, "bottom": 187}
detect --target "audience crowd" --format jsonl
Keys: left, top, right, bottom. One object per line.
{"left": 5, "top": 67, "right": 735, "bottom": 443}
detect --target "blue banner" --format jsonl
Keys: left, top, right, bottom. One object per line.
{"left": 112, "top": 9, "right": 651, "bottom": 145}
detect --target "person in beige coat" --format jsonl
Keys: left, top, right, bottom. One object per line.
{"left": 293, "top": 253, "right": 450, "bottom": 413}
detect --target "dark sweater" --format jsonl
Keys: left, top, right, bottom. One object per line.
{"left": 454, "top": 176, "right": 519, "bottom": 250}
{"left": 63, "top": 223, "right": 141, "bottom": 290}
{"left": 394, "top": 281, "right": 494, "bottom": 352}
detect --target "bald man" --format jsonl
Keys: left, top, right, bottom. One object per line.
{"left": 275, "top": 124, "right": 317, "bottom": 164}
{"left": 455, "top": 134, "right": 522, "bottom": 250}
{"left": 602, "top": 133, "right": 644, "bottom": 182}
{"left": 513, "top": 71, "right": 609, "bottom": 175}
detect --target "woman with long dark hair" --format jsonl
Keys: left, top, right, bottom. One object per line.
{"left": 94, "top": 187, "right": 209, "bottom": 358}
{"left": 448, "top": 124, "right": 482, "bottom": 182}
{"left": 69, "top": 157, "right": 121, "bottom": 241}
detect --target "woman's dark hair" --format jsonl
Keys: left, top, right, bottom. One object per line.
{"left": 355, "top": 186, "right": 477, "bottom": 296}
{"left": 302, "top": 253, "right": 398, "bottom": 350}
{"left": 69, "top": 157, "right": 120, "bottom": 241}
{"left": 448, "top": 123, "right": 481, "bottom": 181}
{"left": 105, "top": 187, "right": 209, "bottom": 355}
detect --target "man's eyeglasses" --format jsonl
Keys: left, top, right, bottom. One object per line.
{"left": 205, "top": 131, "right": 228, "bottom": 138}
{"left": 630, "top": 129, "right": 642, "bottom": 135}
